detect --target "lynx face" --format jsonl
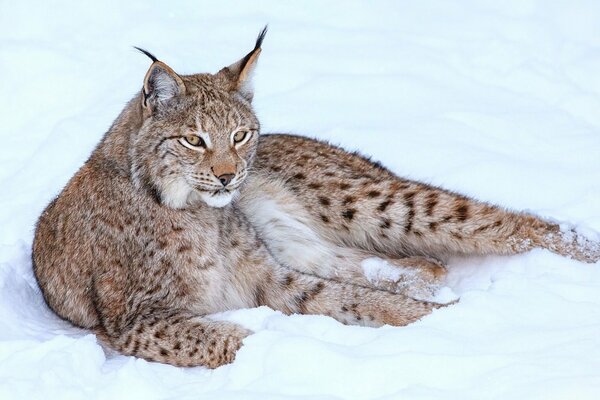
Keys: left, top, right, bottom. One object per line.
{"left": 133, "top": 85, "right": 260, "bottom": 208}
{"left": 130, "top": 31, "right": 265, "bottom": 209}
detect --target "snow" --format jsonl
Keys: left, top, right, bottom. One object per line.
{"left": 361, "top": 257, "right": 459, "bottom": 304}
{"left": 362, "top": 257, "right": 404, "bottom": 283}
{"left": 2, "top": 0, "right": 600, "bottom": 398}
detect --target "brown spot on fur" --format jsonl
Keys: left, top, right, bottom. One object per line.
{"left": 318, "top": 196, "right": 331, "bottom": 206}
{"left": 474, "top": 224, "right": 491, "bottom": 233}
{"left": 390, "top": 181, "right": 411, "bottom": 191}
{"left": 312, "top": 282, "right": 325, "bottom": 296}
{"left": 293, "top": 173, "right": 305, "bottom": 180}
{"left": 380, "top": 218, "right": 391, "bottom": 229}
{"left": 320, "top": 214, "right": 330, "bottom": 223}
{"left": 425, "top": 192, "right": 438, "bottom": 216}
{"left": 474, "top": 220, "right": 503, "bottom": 234}
{"left": 342, "top": 196, "right": 356, "bottom": 205}
{"left": 296, "top": 282, "right": 325, "bottom": 313}
{"left": 378, "top": 200, "right": 390, "bottom": 213}
{"left": 177, "top": 244, "right": 192, "bottom": 253}
{"left": 429, "top": 222, "right": 439, "bottom": 231}
{"left": 283, "top": 274, "right": 294, "bottom": 287}
{"left": 405, "top": 206, "right": 415, "bottom": 233}
{"left": 342, "top": 209, "right": 356, "bottom": 221}
{"left": 339, "top": 182, "right": 351, "bottom": 190}
{"left": 367, "top": 190, "right": 381, "bottom": 198}
{"left": 308, "top": 182, "right": 322, "bottom": 190}
{"left": 403, "top": 191, "right": 417, "bottom": 202}
{"left": 455, "top": 202, "right": 470, "bottom": 222}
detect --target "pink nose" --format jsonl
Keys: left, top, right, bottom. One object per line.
{"left": 216, "top": 173, "right": 235, "bottom": 186}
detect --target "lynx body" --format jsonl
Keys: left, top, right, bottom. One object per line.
{"left": 33, "top": 29, "right": 599, "bottom": 368}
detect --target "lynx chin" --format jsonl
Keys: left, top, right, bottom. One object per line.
{"left": 32, "top": 27, "right": 600, "bottom": 369}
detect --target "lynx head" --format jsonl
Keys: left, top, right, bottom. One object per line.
{"left": 130, "top": 28, "right": 266, "bottom": 209}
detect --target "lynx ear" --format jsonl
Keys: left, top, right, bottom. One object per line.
{"left": 216, "top": 26, "right": 267, "bottom": 102}
{"left": 135, "top": 47, "right": 186, "bottom": 111}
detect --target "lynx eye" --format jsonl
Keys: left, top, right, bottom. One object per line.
{"left": 184, "top": 135, "right": 204, "bottom": 147}
{"left": 233, "top": 130, "right": 248, "bottom": 144}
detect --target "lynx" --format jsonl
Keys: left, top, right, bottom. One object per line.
{"left": 33, "top": 28, "right": 599, "bottom": 368}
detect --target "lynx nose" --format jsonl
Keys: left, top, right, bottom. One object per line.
{"left": 216, "top": 173, "right": 235, "bottom": 187}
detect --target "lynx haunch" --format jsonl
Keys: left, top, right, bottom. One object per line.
{"left": 33, "top": 28, "right": 600, "bottom": 368}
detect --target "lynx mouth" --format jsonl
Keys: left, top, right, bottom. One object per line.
{"left": 198, "top": 188, "right": 237, "bottom": 208}
{"left": 212, "top": 188, "right": 230, "bottom": 196}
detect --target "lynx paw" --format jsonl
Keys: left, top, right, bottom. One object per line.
{"left": 361, "top": 257, "right": 458, "bottom": 304}
{"left": 544, "top": 227, "right": 600, "bottom": 264}
{"left": 203, "top": 323, "right": 251, "bottom": 369}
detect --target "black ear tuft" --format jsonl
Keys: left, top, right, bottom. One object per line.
{"left": 254, "top": 25, "right": 268, "bottom": 51}
{"left": 133, "top": 46, "right": 159, "bottom": 63}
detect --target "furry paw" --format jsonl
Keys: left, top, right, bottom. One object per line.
{"left": 361, "top": 257, "right": 458, "bottom": 304}
{"left": 546, "top": 228, "right": 600, "bottom": 264}
{"left": 203, "top": 322, "right": 251, "bottom": 369}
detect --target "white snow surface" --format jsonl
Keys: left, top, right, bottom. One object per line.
{"left": 362, "top": 258, "right": 404, "bottom": 283}
{"left": 2, "top": 1, "right": 600, "bottom": 399}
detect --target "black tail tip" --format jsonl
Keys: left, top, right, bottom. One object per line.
{"left": 133, "top": 46, "right": 159, "bottom": 63}
{"left": 255, "top": 25, "right": 268, "bottom": 50}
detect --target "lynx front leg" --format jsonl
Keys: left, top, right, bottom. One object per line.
{"left": 97, "top": 310, "right": 251, "bottom": 368}
{"left": 260, "top": 268, "right": 444, "bottom": 327}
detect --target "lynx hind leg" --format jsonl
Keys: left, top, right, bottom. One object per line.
{"left": 97, "top": 312, "right": 251, "bottom": 368}
{"left": 529, "top": 222, "right": 600, "bottom": 264}
{"left": 360, "top": 256, "right": 457, "bottom": 304}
